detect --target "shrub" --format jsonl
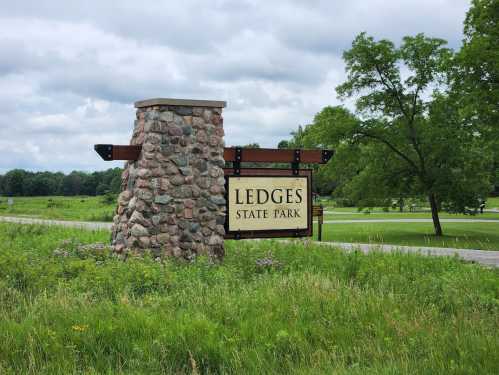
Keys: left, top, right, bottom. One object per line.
{"left": 47, "top": 199, "right": 67, "bottom": 208}
{"left": 100, "top": 192, "right": 117, "bottom": 205}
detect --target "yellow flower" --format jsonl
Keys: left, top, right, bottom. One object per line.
{"left": 120, "top": 295, "right": 130, "bottom": 305}
{"left": 72, "top": 324, "right": 89, "bottom": 332}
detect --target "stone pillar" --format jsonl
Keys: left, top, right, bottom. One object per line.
{"left": 112, "top": 98, "right": 227, "bottom": 260}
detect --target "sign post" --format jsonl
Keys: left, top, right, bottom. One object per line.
{"left": 94, "top": 97, "right": 333, "bottom": 259}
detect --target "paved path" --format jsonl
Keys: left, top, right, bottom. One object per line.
{"left": 2, "top": 216, "right": 497, "bottom": 227}
{"left": 305, "top": 241, "right": 499, "bottom": 268}
{"left": 323, "top": 218, "right": 499, "bottom": 224}
{"left": 1, "top": 216, "right": 498, "bottom": 267}
{"left": 0, "top": 216, "right": 112, "bottom": 230}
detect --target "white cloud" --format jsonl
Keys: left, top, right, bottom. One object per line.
{"left": 0, "top": 0, "right": 469, "bottom": 173}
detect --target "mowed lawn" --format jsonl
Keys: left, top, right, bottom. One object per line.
{"left": 0, "top": 223, "right": 498, "bottom": 374}
{"left": 321, "top": 196, "right": 499, "bottom": 220}
{"left": 323, "top": 211, "right": 499, "bottom": 220}
{"left": 320, "top": 196, "right": 499, "bottom": 211}
{"left": 0, "top": 196, "right": 115, "bottom": 222}
{"left": 315, "top": 222, "right": 499, "bottom": 250}
{"left": 486, "top": 196, "right": 499, "bottom": 208}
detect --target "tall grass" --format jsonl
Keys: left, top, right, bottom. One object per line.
{"left": 0, "top": 223, "right": 498, "bottom": 374}
{"left": 0, "top": 196, "right": 115, "bottom": 222}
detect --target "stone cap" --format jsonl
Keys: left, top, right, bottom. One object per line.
{"left": 135, "top": 98, "right": 226, "bottom": 108}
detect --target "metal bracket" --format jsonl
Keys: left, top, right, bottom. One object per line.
{"left": 292, "top": 149, "right": 301, "bottom": 175}
{"left": 321, "top": 149, "right": 333, "bottom": 163}
{"left": 234, "top": 146, "right": 242, "bottom": 176}
{"left": 94, "top": 144, "right": 113, "bottom": 161}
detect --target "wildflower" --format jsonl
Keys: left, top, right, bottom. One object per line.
{"left": 52, "top": 249, "right": 69, "bottom": 257}
{"left": 255, "top": 252, "right": 282, "bottom": 269}
{"left": 120, "top": 295, "right": 130, "bottom": 305}
{"left": 72, "top": 324, "right": 89, "bottom": 332}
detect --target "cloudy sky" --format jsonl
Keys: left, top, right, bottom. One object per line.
{"left": 0, "top": 0, "right": 470, "bottom": 173}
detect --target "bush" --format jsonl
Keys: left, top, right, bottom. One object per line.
{"left": 88, "top": 211, "right": 115, "bottom": 222}
{"left": 334, "top": 197, "right": 355, "bottom": 207}
{"left": 47, "top": 199, "right": 67, "bottom": 209}
{"left": 99, "top": 192, "right": 117, "bottom": 205}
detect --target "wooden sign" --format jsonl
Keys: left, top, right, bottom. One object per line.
{"left": 94, "top": 144, "right": 332, "bottom": 240}
{"left": 224, "top": 168, "right": 312, "bottom": 239}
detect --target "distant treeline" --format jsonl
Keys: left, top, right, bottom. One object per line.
{"left": 0, "top": 168, "right": 122, "bottom": 196}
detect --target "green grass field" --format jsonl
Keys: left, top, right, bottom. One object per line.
{"left": 1, "top": 196, "right": 498, "bottom": 250}
{"left": 319, "top": 196, "right": 499, "bottom": 210}
{"left": 486, "top": 196, "right": 499, "bottom": 208}
{"left": 316, "top": 222, "right": 499, "bottom": 250}
{"left": 321, "top": 198, "right": 499, "bottom": 220}
{"left": 323, "top": 211, "right": 499, "bottom": 220}
{"left": 0, "top": 196, "right": 115, "bottom": 222}
{"left": 0, "top": 222, "right": 498, "bottom": 374}
{"left": 2, "top": 196, "right": 497, "bottom": 223}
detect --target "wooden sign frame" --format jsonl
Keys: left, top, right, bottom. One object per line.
{"left": 94, "top": 144, "right": 333, "bottom": 240}
{"left": 94, "top": 145, "right": 333, "bottom": 165}
{"left": 223, "top": 168, "right": 313, "bottom": 239}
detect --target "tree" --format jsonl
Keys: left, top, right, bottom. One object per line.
{"left": 0, "top": 168, "right": 123, "bottom": 197}
{"left": 61, "top": 172, "right": 85, "bottom": 196}
{"left": 455, "top": 0, "right": 499, "bottom": 193}
{"left": 457, "top": 0, "right": 498, "bottom": 130}
{"left": 3, "top": 169, "right": 29, "bottom": 196}
{"left": 81, "top": 173, "right": 98, "bottom": 196}
{"left": 109, "top": 173, "right": 122, "bottom": 194}
{"left": 243, "top": 143, "right": 260, "bottom": 149}
{"left": 307, "top": 33, "right": 492, "bottom": 236}
{"left": 24, "top": 173, "right": 52, "bottom": 196}
{"left": 277, "top": 140, "right": 290, "bottom": 149}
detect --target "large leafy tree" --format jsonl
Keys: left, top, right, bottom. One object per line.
{"left": 457, "top": 0, "right": 498, "bottom": 129}
{"left": 455, "top": 0, "right": 499, "bottom": 191}
{"left": 2, "top": 169, "right": 29, "bottom": 196}
{"left": 304, "top": 33, "right": 492, "bottom": 236}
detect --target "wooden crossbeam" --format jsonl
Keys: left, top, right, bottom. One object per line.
{"left": 223, "top": 147, "right": 333, "bottom": 164}
{"left": 94, "top": 144, "right": 333, "bottom": 164}
{"left": 94, "top": 145, "right": 141, "bottom": 161}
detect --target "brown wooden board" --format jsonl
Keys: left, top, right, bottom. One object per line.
{"left": 95, "top": 145, "right": 333, "bottom": 164}
{"left": 224, "top": 147, "right": 333, "bottom": 164}
{"left": 312, "top": 204, "right": 324, "bottom": 242}
{"left": 113, "top": 145, "right": 141, "bottom": 161}
{"left": 94, "top": 144, "right": 141, "bottom": 161}
{"left": 312, "top": 205, "right": 324, "bottom": 216}
{"left": 223, "top": 168, "right": 313, "bottom": 239}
